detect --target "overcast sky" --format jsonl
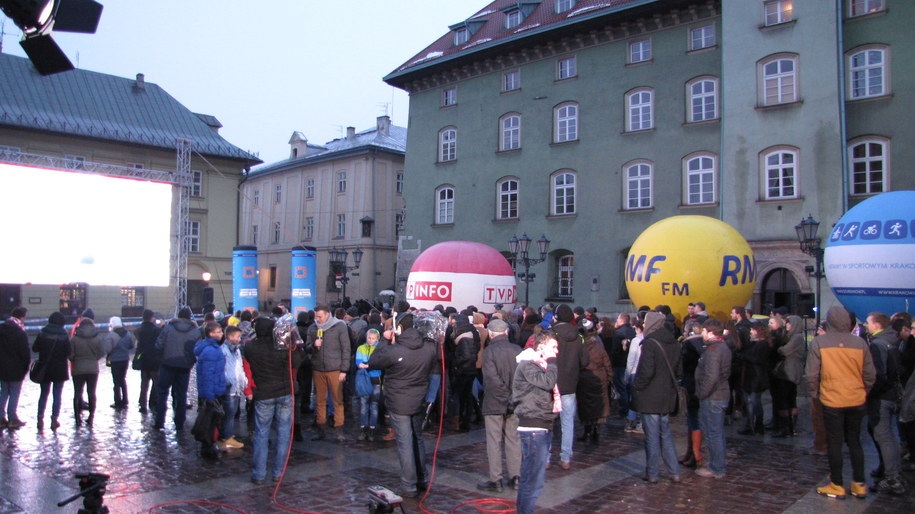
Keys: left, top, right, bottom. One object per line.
{"left": 0, "top": 0, "right": 477, "bottom": 166}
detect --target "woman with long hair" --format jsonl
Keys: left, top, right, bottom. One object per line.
{"left": 772, "top": 315, "right": 807, "bottom": 437}
{"left": 32, "top": 312, "right": 71, "bottom": 430}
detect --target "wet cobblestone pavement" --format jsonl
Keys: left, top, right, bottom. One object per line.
{"left": 0, "top": 366, "right": 913, "bottom": 513}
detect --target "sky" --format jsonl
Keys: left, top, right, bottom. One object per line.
{"left": 0, "top": 0, "right": 479, "bottom": 166}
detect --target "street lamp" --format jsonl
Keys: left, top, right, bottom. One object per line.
{"left": 795, "top": 215, "right": 825, "bottom": 328}
{"left": 329, "top": 247, "right": 362, "bottom": 304}
{"left": 507, "top": 233, "right": 550, "bottom": 307}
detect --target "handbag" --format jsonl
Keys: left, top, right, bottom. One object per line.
{"left": 29, "top": 335, "right": 58, "bottom": 384}
{"left": 132, "top": 351, "right": 142, "bottom": 371}
{"left": 651, "top": 338, "right": 680, "bottom": 417}
{"left": 355, "top": 368, "right": 374, "bottom": 397}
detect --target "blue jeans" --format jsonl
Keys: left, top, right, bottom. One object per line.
{"left": 252, "top": 395, "right": 293, "bottom": 481}
{"left": 700, "top": 399, "right": 728, "bottom": 475}
{"left": 517, "top": 429, "right": 551, "bottom": 514}
{"left": 640, "top": 413, "right": 680, "bottom": 479}
{"left": 0, "top": 380, "right": 23, "bottom": 421}
{"left": 389, "top": 411, "right": 428, "bottom": 492}
{"left": 869, "top": 399, "right": 902, "bottom": 477}
{"left": 559, "top": 393, "right": 576, "bottom": 463}
{"left": 612, "top": 367, "right": 628, "bottom": 415}
{"left": 155, "top": 365, "right": 190, "bottom": 429}
{"left": 424, "top": 374, "right": 442, "bottom": 404}
{"left": 743, "top": 391, "right": 763, "bottom": 429}
{"left": 358, "top": 384, "right": 381, "bottom": 427}
{"left": 38, "top": 381, "right": 65, "bottom": 421}
{"left": 220, "top": 395, "right": 241, "bottom": 439}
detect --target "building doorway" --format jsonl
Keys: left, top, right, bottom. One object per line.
{"left": 760, "top": 267, "right": 813, "bottom": 317}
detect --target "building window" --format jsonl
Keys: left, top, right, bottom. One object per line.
{"left": 252, "top": 225, "right": 258, "bottom": 246}
{"left": 556, "top": 0, "right": 575, "bottom": 13}
{"left": 690, "top": 24, "right": 716, "bottom": 50}
{"left": 454, "top": 27, "right": 469, "bottom": 45}
{"left": 688, "top": 77, "right": 718, "bottom": 122}
{"left": 552, "top": 171, "right": 576, "bottom": 215}
{"left": 500, "top": 113, "right": 521, "bottom": 151}
{"left": 191, "top": 170, "right": 203, "bottom": 197}
{"left": 337, "top": 171, "right": 347, "bottom": 193}
{"left": 436, "top": 186, "right": 455, "bottom": 224}
{"left": 848, "top": 46, "right": 887, "bottom": 99}
{"left": 439, "top": 127, "right": 457, "bottom": 162}
{"left": 273, "top": 221, "right": 281, "bottom": 244}
{"left": 762, "top": 147, "right": 799, "bottom": 200}
{"left": 188, "top": 221, "right": 200, "bottom": 253}
{"left": 626, "top": 88, "right": 654, "bottom": 131}
{"left": 629, "top": 39, "right": 652, "bottom": 63}
{"left": 849, "top": 138, "right": 888, "bottom": 195}
{"left": 396, "top": 172, "right": 404, "bottom": 195}
{"left": 554, "top": 102, "right": 578, "bottom": 143}
{"left": 121, "top": 287, "right": 145, "bottom": 308}
{"left": 685, "top": 153, "right": 717, "bottom": 205}
{"left": 764, "top": 0, "right": 794, "bottom": 26}
{"left": 304, "top": 217, "right": 314, "bottom": 240}
{"left": 759, "top": 54, "right": 798, "bottom": 106}
{"left": 336, "top": 214, "right": 346, "bottom": 238}
{"left": 624, "top": 161, "right": 653, "bottom": 210}
{"left": 269, "top": 266, "right": 277, "bottom": 290}
{"left": 305, "top": 178, "right": 314, "bottom": 199}
{"left": 274, "top": 184, "right": 282, "bottom": 203}
{"left": 505, "top": 9, "right": 522, "bottom": 29}
{"left": 503, "top": 69, "right": 520, "bottom": 92}
{"left": 395, "top": 213, "right": 405, "bottom": 235}
{"left": 557, "top": 254, "right": 574, "bottom": 298}
{"left": 497, "top": 178, "right": 519, "bottom": 220}
{"left": 442, "top": 87, "right": 457, "bottom": 107}
{"left": 59, "top": 283, "right": 88, "bottom": 316}
{"left": 252, "top": 189, "right": 260, "bottom": 206}
{"left": 849, "top": 0, "right": 884, "bottom": 16}
{"left": 557, "top": 56, "right": 577, "bottom": 80}
{"left": 64, "top": 155, "right": 85, "bottom": 170}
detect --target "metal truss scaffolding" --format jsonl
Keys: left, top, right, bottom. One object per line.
{"left": 173, "top": 139, "right": 192, "bottom": 315}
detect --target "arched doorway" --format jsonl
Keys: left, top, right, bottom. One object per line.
{"left": 760, "top": 267, "right": 813, "bottom": 317}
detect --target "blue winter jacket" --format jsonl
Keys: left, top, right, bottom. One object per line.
{"left": 355, "top": 342, "right": 382, "bottom": 379}
{"left": 194, "top": 338, "right": 226, "bottom": 401}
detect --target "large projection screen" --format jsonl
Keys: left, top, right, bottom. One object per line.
{"left": 0, "top": 162, "right": 173, "bottom": 286}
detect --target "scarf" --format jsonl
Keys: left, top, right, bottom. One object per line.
{"left": 7, "top": 317, "right": 25, "bottom": 331}
{"left": 516, "top": 348, "right": 563, "bottom": 413}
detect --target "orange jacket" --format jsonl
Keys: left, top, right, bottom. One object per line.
{"left": 806, "top": 306, "right": 876, "bottom": 408}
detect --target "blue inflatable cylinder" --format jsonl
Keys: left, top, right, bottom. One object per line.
{"left": 232, "top": 245, "right": 258, "bottom": 312}
{"left": 291, "top": 246, "right": 317, "bottom": 314}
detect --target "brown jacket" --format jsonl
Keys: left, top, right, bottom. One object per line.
{"left": 806, "top": 306, "right": 876, "bottom": 408}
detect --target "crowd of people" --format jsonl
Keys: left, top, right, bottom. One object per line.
{"left": 1, "top": 298, "right": 914, "bottom": 510}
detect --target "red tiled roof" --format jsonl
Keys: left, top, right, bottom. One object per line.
{"left": 385, "top": 0, "right": 654, "bottom": 84}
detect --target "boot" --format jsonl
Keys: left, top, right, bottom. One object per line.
{"left": 577, "top": 424, "right": 591, "bottom": 442}
{"left": 589, "top": 424, "right": 599, "bottom": 444}
{"left": 311, "top": 425, "right": 326, "bottom": 441}
{"left": 774, "top": 415, "right": 794, "bottom": 438}
{"left": 420, "top": 402, "right": 436, "bottom": 432}
{"left": 447, "top": 416, "right": 461, "bottom": 431}
{"left": 382, "top": 427, "right": 396, "bottom": 441}
{"left": 358, "top": 426, "right": 368, "bottom": 441}
{"left": 679, "top": 429, "right": 694, "bottom": 465}
{"left": 293, "top": 423, "right": 303, "bottom": 442}
{"left": 691, "top": 430, "right": 704, "bottom": 468}
{"left": 367, "top": 426, "right": 376, "bottom": 442}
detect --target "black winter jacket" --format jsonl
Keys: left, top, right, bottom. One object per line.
{"left": 554, "top": 321, "right": 589, "bottom": 395}
{"left": 451, "top": 318, "right": 480, "bottom": 376}
{"left": 633, "top": 329, "right": 682, "bottom": 414}
{"left": 869, "top": 329, "right": 902, "bottom": 402}
{"left": 32, "top": 323, "right": 71, "bottom": 383}
{"left": 510, "top": 355, "right": 558, "bottom": 430}
{"left": 134, "top": 320, "right": 163, "bottom": 372}
{"left": 481, "top": 335, "right": 521, "bottom": 415}
{"left": 156, "top": 318, "right": 198, "bottom": 369}
{"left": 0, "top": 321, "right": 30, "bottom": 381}
{"left": 368, "top": 327, "right": 437, "bottom": 416}
{"left": 244, "top": 336, "right": 306, "bottom": 401}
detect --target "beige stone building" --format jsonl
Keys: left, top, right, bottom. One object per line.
{"left": 0, "top": 54, "right": 260, "bottom": 321}
{"left": 240, "top": 116, "right": 405, "bottom": 309}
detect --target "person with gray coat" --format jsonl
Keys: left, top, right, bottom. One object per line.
{"left": 69, "top": 316, "right": 107, "bottom": 426}
{"left": 154, "top": 307, "right": 198, "bottom": 431}
{"left": 695, "top": 318, "right": 732, "bottom": 479}
{"left": 306, "top": 305, "right": 352, "bottom": 440}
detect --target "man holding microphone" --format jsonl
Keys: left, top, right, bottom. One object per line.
{"left": 306, "top": 305, "right": 351, "bottom": 442}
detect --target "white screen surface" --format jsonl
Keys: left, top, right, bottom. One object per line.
{"left": 0, "top": 163, "right": 173, "bottom": 286}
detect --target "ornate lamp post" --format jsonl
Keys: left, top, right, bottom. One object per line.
{"left": 329, "top": 247, "right": 363, "bottom": 303}
{"left": 795, "top": 215, "right": 825, "bottom": 328}
{"left": 507, "top": 233, "right": 550, "bottom": 307}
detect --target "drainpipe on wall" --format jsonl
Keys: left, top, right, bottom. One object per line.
{"left": 836, "top": 0, "right": 849, "bottom": 214}
{"left": 370, "top": 150, "right": 378, "bottom": 297}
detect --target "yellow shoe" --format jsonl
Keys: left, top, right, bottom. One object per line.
{"left": 849, "top": 481, "right": 867, "bottom": 499}
{"left": 816, "top": 482, "right": 846, "bottom": 499}
{"left": 224, "top": 436, "right": 245, "bottom": 449}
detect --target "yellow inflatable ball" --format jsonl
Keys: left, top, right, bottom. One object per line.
{"left": 625, "top": 215, "right": 755, "bottom": 321}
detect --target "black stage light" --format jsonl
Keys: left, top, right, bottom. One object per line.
{"left": 0, "top": 0, "right": 103, "bottom": 75}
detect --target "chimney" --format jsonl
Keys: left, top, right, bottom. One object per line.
{"left": 376, "top": 115, "right": 391, "bottom": 136}
{"left": 134, "top": 73, "right": 145, "bottom": 91}
{"left": 346, "top": 126, "right": 356, "bottom": 141}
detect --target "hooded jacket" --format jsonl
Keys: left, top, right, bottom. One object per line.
{"left": 633, "top": 312, "right": 682, "bottom": 414}
{"left": 867, "top": 326, "right": 901, "bottom": 402}
{"left": 69, "top": 320, "right": 107, "bottom": 375}
{"left": 553, "top": 318, "right": 589, "bottom": 395}
{"left": 481, "top": 334, "right": 522, "bottom": 415}
{"left": 156, "top": 317, "right": 199, "bottom": 369}
{"left": 32, "top": 319, "right": 71, "bottom": 383}
{"left": 510, "top": 349, "right": 558, "bottom": 429}
{"left": 134, "top": 320, "right": 163, "bottom": 372}
{"left": 368, "top": 327, "right": 437, "bottom": 415}
{"left": 106, "top": 328, "right": 135, "bottom": 363}
{"left": 194, "top": 337, "right": 226, "bottom": 401}
{"left": 244, "top": 317, "right": 307, "bottom": 401}
{"left": 306, "top": 315, "right": 351, "bottom": 373}
{"left": 776, "top": 315, "right": 807, "bottom": 384}
{"left": 451, "top": 316, "right": 480, "bottom": 376}
{"left": 696, "top": 331, "right": 732, "bottom": 402}
{"left": 0, "top": 319, "right": 30, "bottom": 381}
{"left": 806, "top": 306, "right": 875, "bottom": 408}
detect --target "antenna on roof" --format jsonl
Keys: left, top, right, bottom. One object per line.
{"left": 377, "top": 102, "right": 391, "bottom": 117}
